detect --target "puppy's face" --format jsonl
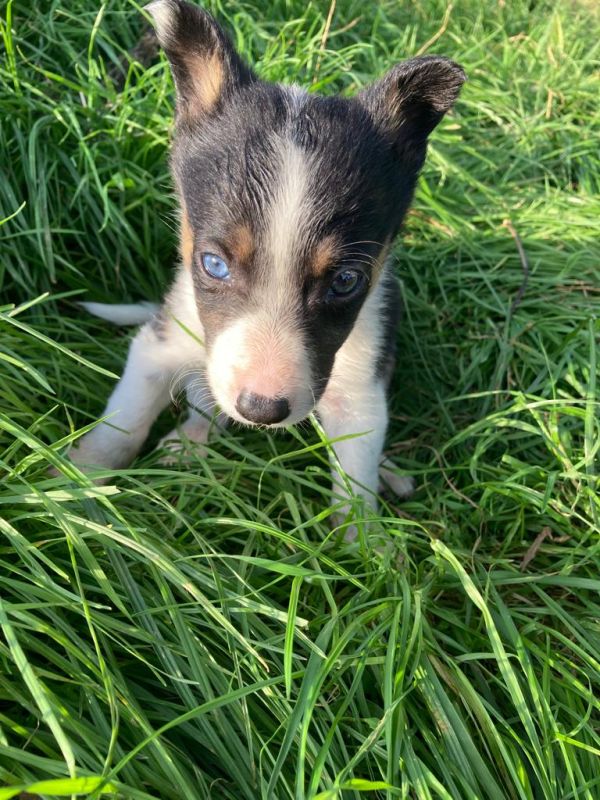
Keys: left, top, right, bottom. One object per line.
{"left": 176, "top": 90, "right": 412, "bottom": 426}
{"left": 147, "top": 0, "right": 464, "bottom": 427}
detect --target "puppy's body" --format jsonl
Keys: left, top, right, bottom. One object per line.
{"left": 71, "top": 0, "right": 464, "bottom": 530}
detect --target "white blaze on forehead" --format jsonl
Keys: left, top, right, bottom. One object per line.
{"left": 266, "top": 127, "right": 313, "bottom": 296}
{"left": 205, "top": 90, "right": 321, "bottom": 426}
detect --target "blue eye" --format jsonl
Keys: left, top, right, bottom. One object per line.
{"left": 329, "top": 269, "right": 364, "bottom": 298}
{"left": 201, "top": 252, "right": 230, "bottom": 280}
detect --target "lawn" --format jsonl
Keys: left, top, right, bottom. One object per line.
{"left": 1, "top": 0, "right": 599, "bottom": 798}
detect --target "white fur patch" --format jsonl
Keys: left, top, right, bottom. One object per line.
{"left": 266, "top": 130, "right": 311, "bottom": 302}
{"left": 164, "top": 268, "right": 205, "bottom": 337}
{"left": 328, "top": 278, "right": 385, "bottom": 386}
{"left": 317, "top": 277, "right": 390, "bottom": 521}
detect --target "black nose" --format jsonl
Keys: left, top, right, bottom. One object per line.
{"left": 235, "top": 391, "right": 290, "bottom": 425}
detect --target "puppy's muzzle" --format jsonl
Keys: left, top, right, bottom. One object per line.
{"left": 235, "top": 390, "right": 290, "bottom": 425}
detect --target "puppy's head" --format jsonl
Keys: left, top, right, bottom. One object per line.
{"left": 146, "top": 0, "right": 465, "bottom": 426}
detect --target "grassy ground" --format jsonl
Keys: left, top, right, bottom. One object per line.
{"left": 1, "top": 0, "right": 599, "bottom": 797}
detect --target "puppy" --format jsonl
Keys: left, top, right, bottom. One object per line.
{"left": 71, "top": 0, "right": 465, "bottom": 532}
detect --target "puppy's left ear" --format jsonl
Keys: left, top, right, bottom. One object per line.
{"left": 358, "top": 55, "right": 465, "bottom": 166}
{"left": 144, "top": 0, "right": 255, "bottom": 124}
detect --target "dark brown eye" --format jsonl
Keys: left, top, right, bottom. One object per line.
{"left": 328, "top": 269, "right": 364, "bottom": 299}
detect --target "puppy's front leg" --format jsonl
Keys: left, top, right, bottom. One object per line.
{"left": 317, "top": 379, "right": 388, "bottom": 537}
{"left": 69, "top": 322, "right": 183, "bottom": 472}
{"left": 158, "top": 378, "right": 228, "bottom": 457}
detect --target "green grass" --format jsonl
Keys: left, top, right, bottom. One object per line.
{"left": 1, "top": 0, "right": 599, "bottom": 797}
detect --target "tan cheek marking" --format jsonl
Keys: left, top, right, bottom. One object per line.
{"left": 228, "top": 224, "right": 255, "bottom": 265}
{"left": 180, "top": 210, "right": 194, "bottom": 269}
{"left": 311, "top": 234, "right": 340, "bottom": 277}
{"left": 182, "top": 51, "right": 224, "bottom": 118}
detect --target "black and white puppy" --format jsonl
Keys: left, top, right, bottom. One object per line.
{"left": 73, "top": 0, "right": 464, "bottom": 529}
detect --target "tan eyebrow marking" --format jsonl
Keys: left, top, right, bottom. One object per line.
{"left": 227, "top": 224, "right": 255, "bottom": 264}
{"left": 310, "top": 234, "right": 341, "bottom": 277}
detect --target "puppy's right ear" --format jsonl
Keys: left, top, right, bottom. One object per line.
{"left": 144, "top": 0, "right": 255, "bottom": 124}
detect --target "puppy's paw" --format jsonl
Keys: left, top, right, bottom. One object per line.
{"left": 51, "top": 429, "right": 135, "bottom": 483}
{"left": 379, "top": 458, "right": 415, "bottom": 498}
{"left": 156, "top": 421, "right": 209, "bottom": 464}
{"left": 48, "top": 444, "right": 112, "bottom": 485}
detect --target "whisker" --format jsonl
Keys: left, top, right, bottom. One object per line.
{"left": 338, "top": 238, "right": 386, "bottom": 249}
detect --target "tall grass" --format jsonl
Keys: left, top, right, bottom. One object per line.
{"left": 1, "top": 0, "right": 599, "bottom": 798}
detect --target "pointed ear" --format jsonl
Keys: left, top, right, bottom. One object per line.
{"left": 358, "top": 56, "right": 465, "bottom": 164}
{"left": 144, "top": 0, "right": 255, "bottom": 123}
